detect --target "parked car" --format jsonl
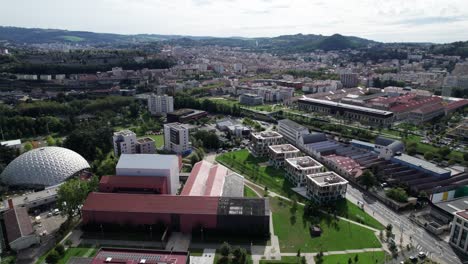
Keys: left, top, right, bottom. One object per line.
{"left": 418, "top": 251, "right": 426, "bottom": 258}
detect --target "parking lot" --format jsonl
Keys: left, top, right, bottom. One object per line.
{"left": 31, "top": 209, "right": 67, "bottom": 237}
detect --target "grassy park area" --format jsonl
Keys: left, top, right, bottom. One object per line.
{"left": 244, "top": 186, "right": 260, "bottom": 197}
{"left": 148, "top": 134, "right": 164, "bottom": 148}
{"left": 217, "top": 150, "right": 384, "bottom": 230}
{"left": 319, "top": 251, "right": 386, "bottom": 264}
{"left": 270, "top": 197, "right": 381, "bottom": 253}
{"left": 216, "top": 149, "right": 302, "bottom": 200}
{"left": 36, "top": 247, "right": 97, "bottom": 264}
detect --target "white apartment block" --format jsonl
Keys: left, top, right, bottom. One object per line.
{"left": 251, "top": 131, "right": 283, "bottom": 157}
{"left": 285, "top": 156, "right": 324, "bottom": 187}
{"left": 306, "top": 171, "right": 348, "bottom": 204}
{"left": 113, "top": 130, "right": 137, "bottom": 156}
{"left": 268, "top": 144, "right": 300, "bottom": 168}
{"left": 450, "top": 210, "right": 468, "bottom": 254}
{"left": 164, "top": 123, "right": 190, "bottom": 154}
{"left": 277, "top": 119, "right": 309, "bottom": 145}
{"left": 148, "top": 94, "right": 174, "bottom": 115}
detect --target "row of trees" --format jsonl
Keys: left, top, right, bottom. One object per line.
{"left": 174, "top": 94, "right": 243, "bottom": 116}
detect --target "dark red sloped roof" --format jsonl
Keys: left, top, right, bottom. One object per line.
{"left": 99, "top": 175, "right": 168, "bottom": 194}
{"left": 4, "top": 207, "right": 34, "bottom": 242}
{"left": 82, "top": 192, "right": 219, "bottom": 215}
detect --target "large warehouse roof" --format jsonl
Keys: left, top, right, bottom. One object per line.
{"left": 0, "top": 147, "right": 90, "bottom": 187}
{"left": 116, "top": 154, "right": 179, "bottom": 170}
{"left": 82, "top": 192, "right": 220, "bottom": 215}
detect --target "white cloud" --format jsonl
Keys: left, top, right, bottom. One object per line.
{"left": 0, "top": 0, "right": 467, "bottom": 42}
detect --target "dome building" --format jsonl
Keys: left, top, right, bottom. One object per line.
{"left": 0, "top": 147, "right": 90, "bottom": 188}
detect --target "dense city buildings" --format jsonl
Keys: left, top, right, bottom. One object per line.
{"left": 148, "top": 94, "right": 174, "bottom": 115}
{"left": 340, "top": 72, "right": 359, "bottom": 88}
{"left": 164, "top": 123, "right": 190, "bottom": 155}
{"left": 250, "top": 131, "right": 283, "bottom": 157}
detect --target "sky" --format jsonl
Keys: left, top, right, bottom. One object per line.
{"left": 1, "top": 0, "right": 468, "bottom": 43}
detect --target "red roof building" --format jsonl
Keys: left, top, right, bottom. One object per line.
{"left": 180, "top": 161, "right": 228, "bottom": 196}
{"left": 99, "top": 175, "right": 168, "bottom": 194}
{"left": 91, "top": 248, "right": 189, "bottom": 264}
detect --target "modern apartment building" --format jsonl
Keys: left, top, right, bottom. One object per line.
{"left": 239, "top": 93, "right": 264, "bottom": 106}
{"left": 148, "top": 94, "right": 174, "bottom": 115}
{"left": 449, "top": 210, "right": 468, "bottom": 254}
{"left": 277, "top": 119, "right": 310, "bottom": 145}
{"left": 251, "top": 131, "right": 283, "bottom": 157}
{"left": 136, "top": 137, "right": 157, "bottom": 154}
{"left": 306, "top": 171, "right": 348, "bottom": 204}
{"left": 268, "top": 144, "right": 300, "bottom": 168}
{"left": 164, "top": 123, "right": 190, "bottom": 154}
{"left": 285, "top": 156, "right": 324, "bottom": 187}
{"left": 113, "top": 130, "right": 156, "bottom": 156}
{"left": 113, "top": 130, "right": 137, "bottom": 156}
{"left": 340, "top": 72, "right": 359, "bottom": 88}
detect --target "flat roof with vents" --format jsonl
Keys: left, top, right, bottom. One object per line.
{"left": 307, "top": 172, "right": 348, "bottom": 186}
{"left": 91, "top": 248, "right": 189, "bottom": 264}
{"left": 269, "top": 144, "right": 300, "bottom": 154}
{"left": 285, "top": 156, "right": 323, "bottom": 170}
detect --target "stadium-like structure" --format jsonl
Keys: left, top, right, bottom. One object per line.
{"left": 0, "top": 147, "right": 90, "bottom": 188}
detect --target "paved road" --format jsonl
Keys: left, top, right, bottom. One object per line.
{"left": 346, "top": 184, "right": 462, "bottom": 264}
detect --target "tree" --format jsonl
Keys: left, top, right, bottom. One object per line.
{"left": 359, "top": 170, "right": 377, "bottom": 190}
{"left": 220, "top": 242, "right": 231, "bottom": 257}
{"left": 24, "top": 141, "right": 33, "bottom": 151}
{"left": 463, "top": 152, "right": 468, "bottom": 162}
{"left": 46, "top": 250, "right": 60, "bottom": 264}
{"left": 46, "top": 136, "right": 56, "bottom": 146}
{"left": 438, "top": 147, "right": 451, "bottom": 157}
{"left": 297, "top": 249, "right": 301, "bottom": 257}
{"left": 55, "top": 244, "right": 65, "bottom": 255}
{"left": 424, "top": 151, "right": 434, "bottom": 160}
{"left": 57, "top": 176, "right": 98, "bottom": 219}
{"left": 301, "top": 256, "right": 306, "bottom": 264}
{"left": 354, "top": 254, "right": 359, "bottom": 263}
{"left": 385, "top": 187, "right": 408, "bottom": 203}
{"left": 348, "top": 257, "right": 353, "bottom": 264}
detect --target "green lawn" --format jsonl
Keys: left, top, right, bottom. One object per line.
{"left": 147, "top": 134, "right": 164, "bottom": 148}
{"left": 405, "top": 135, "right": 463, "bottom": 162}
{"left": 216, "top": 150, "right": 302, "bottom": 200}
{"left": 271, "top": 198, "right": 381, "bottom": 253}
{"left": 218, "top": 150, "right": 384, "bottom": 230}
{"left": 36, "top": 247, "right": 97, "bottom": 264}
{"left": 334, "top": 200, "right": 385, "bottom": 230}
{"left": 214, "top": 251, "right": 253, "bottom": 264}
{"left": 189, "top": 248, "right": 204, "bottom": 256}
{"left": 319, "top": 251, "right": 386, "bottom": 264}
{"left": 259, "top": 256, "right": 301, "bottom": 264}
{"left": 244, "top": 186, "right": 259, "bottom": 197}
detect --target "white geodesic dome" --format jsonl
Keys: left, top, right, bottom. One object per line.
{"left": 1, "top": 147, "right": 90, "bottom": 187}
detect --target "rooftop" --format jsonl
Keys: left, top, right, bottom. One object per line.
{"left": 269, "top": 144, "right": 300, "bottom": 154}
{"left": 91, "top": 248, "right": 189, "bottom": 264}
{"left": 4, "top": 207, "right": 34, "bottom": 242}
{"left": 252, "top": 131, "right": 282, "bottom": 139}
{"left": 82, "top": 192, "right": 220, "bottom": 215}
{"left": 116, "top": 154, "right": 179, "bottom": 171}
{"left": 113, "top": 130, "right": 136, "bottom": 137}
{"left": 2, "top": 185, "right": 60, "bottom": 210}
{"left": 164, "top": 122, "right": 189, "bottom": 130}
{"left": 456, "top": 210, "right": 468, "bottom": 221}
{"left": 299, "top": 97, "right": 393, "bottom": 116}
{"left": 286, "top": 156, "right": 323, "bottom": 169}
{"left": 0, "top": 139, "right": 21, "bottom": 147}
{"left": 435, "top": 197, "right": 468, "bottom": 215}
{"left": 307, "top": 172, "right": 348, "bottom": 186}
{"left": 137, "top": 137, "right": 155, "bottom": 143}
{"left": 278, "top": 119, "right": 309, "bottom": 132}
{"left": 180, "top": 160, "right": 228, "bottom": 196}
{"left": 393, "top": 154, "right": 451, "bottom": 176}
